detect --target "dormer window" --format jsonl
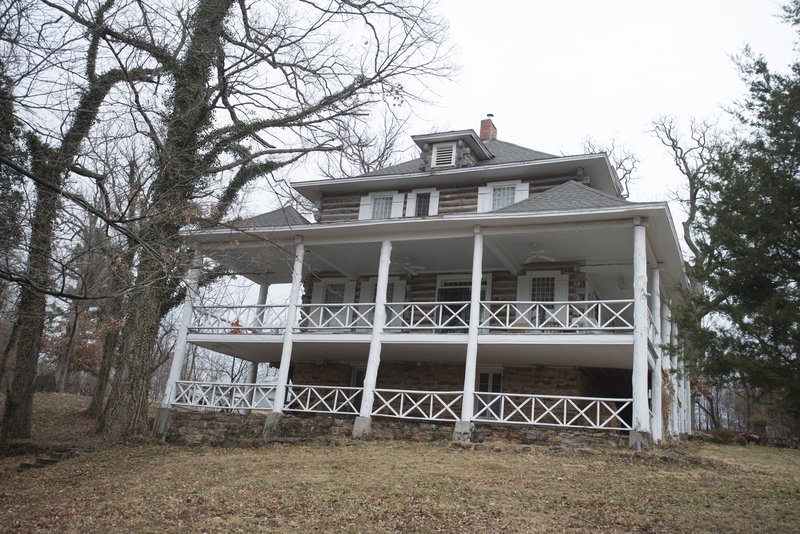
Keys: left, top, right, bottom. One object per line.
{"left": 431, "top": 142, "right": 456, "bottom": 168}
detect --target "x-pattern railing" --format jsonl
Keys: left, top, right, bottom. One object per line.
{"left": 172, "top": 381, "right": 276, "bottom": 410}
{"left": 372, "top": 389, "right": 463, "bottom": 421}
{"left": 190, "top": 305, "right": 288, "bottom": 334}
{"left": 283, "top": 385, "right": 362, "bottom": 415}
{"left": 384, "top": 301, "right": 470, "bottom": 331}
{"left": 479, "top": 300, "right": 634, "bottom": 331}
{"left": 473, "top": 392, "right": 632, "bottom": 430}
{"left": 296, "top": 304, "right": 374, "bottom": 331}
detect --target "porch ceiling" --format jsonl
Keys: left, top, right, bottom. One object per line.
{"left": 188, "top": 335, "right": 634, "bottom": 370}
{"left": 202, "top": 225, "right": 639, "bottom": 293}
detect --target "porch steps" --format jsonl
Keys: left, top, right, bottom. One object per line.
{"left": 16, "top": 448, "right": 85, "bottom": 472}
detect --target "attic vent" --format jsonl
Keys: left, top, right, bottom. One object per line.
{"left": 431, "top": 142, "right": 456, "bottom": 168}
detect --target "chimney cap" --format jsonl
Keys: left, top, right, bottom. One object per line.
{"left": 487, "top": 113, "right": 494, "bottom": 118}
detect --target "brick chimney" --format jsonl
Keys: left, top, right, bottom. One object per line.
{"left": 479, "top": 114, "right": 497, "bottom": 141}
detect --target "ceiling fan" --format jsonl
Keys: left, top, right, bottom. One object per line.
{"left": 524, "top": 243, "right": 556, "bottom": 263}
{"left": 399, "top": 256, "right": 426, "bottom": 277}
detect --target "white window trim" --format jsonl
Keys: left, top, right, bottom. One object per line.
{"left": 311, "top": 278, "right": 357, "bottom": 304}
{"left": 405, "top": 188, "right": 440, "bottom": 217}
{"left": 431, "top": 142, "right": 457, "bottom": 168}
{"left": 435, "top": 274, "right": 492, "bottom": 299}
{"left": 477, "top": 180, "right": 529, "bottom": 213}
{"left": 358, "top": 191, "right": 405, "bottom": 220}
{"left": 358, "top": 277, "right": 407, "bottom": 304}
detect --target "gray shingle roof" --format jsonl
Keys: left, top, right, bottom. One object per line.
{"left": 230, "top": 205, "right": 309, "bottom": 228}
{"left": 360, "top": 139, "right": 556, "bottom": 177}
{"left": 497, "top": 180, "right": 631, "bottom": 213}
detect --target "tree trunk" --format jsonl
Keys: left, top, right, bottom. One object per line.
{"left": 1, "top": 172, "right": 59, "bottom": 440}
{"left": 87, "top": 298, "right": 121, "bottom": 419}
{"left": 54, "top": 303, "right": 81, "bottom": 393}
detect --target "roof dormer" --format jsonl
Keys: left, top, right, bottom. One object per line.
{"left": 412, "top": 129, "right": 493, "bottom": 172}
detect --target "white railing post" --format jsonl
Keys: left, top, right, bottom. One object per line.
{"left": 650, "top": 267, "right": 663, "bottom": 443}
{"left": 631, "top": 222, "right": 652, "bottom": 444}
{"left": 272, "top": 238, "right": 305, "bottom": 413}
{"left": 354, "top": 239, "right": 392, "bottom": 437}
{"left": 154, "top": 262, "right": 201, "bottom": 437}
{"left": 456, "top": 226, "right": 483, "bottom": 440}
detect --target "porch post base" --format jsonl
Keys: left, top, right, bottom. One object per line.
{"left": 452, "top": 421, "right": 474, "bottom": 442}
{"left": 262, "top": 412, "right": 284, "bottom": 440}
{"left": 152, "top": 406, "right": 172, "bottom": 440}
{"left": 352, "top": 416, "right": 372, "bottom": 438}
{"left": 629, "top": 430, "right": 653, "bottom": 450}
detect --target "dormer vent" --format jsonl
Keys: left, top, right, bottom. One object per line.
{"left": 431, "top": 142, "right": 456, "bottom": 168}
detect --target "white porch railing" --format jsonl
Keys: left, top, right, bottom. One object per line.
{"left": 189, "top": 305, "right": 288, "bottom": 334}
{"left": 479, "top": 300, "right": 634, "bottom": 331}
{"left": 188, "top": 300, "right": 637, "bottom": 336}
{"left": 295, "top": 303, "right": 374, "bottom": 331}
{"left": 283, "top": 385, "right": 362, "bottom": 415}
{"left": 371, "top": 389, "right": 463, "bottom": 421}
{"left": 472, "top": 392, "right": 632, "bottom": 430}
{"left": 384, "top": 301, "right": 471, "bottom": 331}
{"left": 171, "top": 381, "right": 276, "bottom": 410}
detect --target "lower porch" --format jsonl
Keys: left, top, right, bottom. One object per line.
{"left": 169, "top": 362, "right": 634, "bottom": 432}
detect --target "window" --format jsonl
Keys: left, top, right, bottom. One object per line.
{"left": 477, "top": 180, "right": 529, "bottom": 213}
{"left": 491, "top": 185, "right": 516, "bottom": 211}
{"left": 310, "top": 278, "right": 357, "bottom": 329}
{"left": 371, "top": 195, "right": 393, "bottom": 219}
{"left": 405, "top": 188, "right": 439, "bottom": 217}
{"left": 415, "top": 193, "right": 430, "bottom": 217}
{"left": 516, "top": 271, "right": 569, "bottom": 326}
{"left": 358, "top": 191, "right": 405, "bottom": 220}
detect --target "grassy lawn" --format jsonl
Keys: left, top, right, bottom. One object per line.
{"left": 0, "top": 394, "right": 798, "bottom": 533}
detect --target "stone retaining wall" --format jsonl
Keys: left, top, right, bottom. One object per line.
{"left": 167, "top": 409, "right": 627, "bottom": 448}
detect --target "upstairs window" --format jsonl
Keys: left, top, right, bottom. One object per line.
{"left": 405, "top": 188, "right": 439, "bottom": 217}
{"left": 358, "top": 191, "right": 405, "bottom": 220}
{"left": 431, "top": 142, "right": 456, "bottom": 168}
{"left": 491, "top": 185, "right": 516, "bottom": 211}
{"left": 477, "top": 180, "right": 529, "bottom": 213}
{"left": 371, "top": 195, "right": 393, "bottom": 219}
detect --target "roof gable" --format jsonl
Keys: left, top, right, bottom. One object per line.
{"left": 496, "top": 180, "right": 630, "bottom": 213}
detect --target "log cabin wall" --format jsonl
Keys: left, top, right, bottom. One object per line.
{"left": 302, "top": 264, "right": 588, "bottom": 304}
{"left": 316, "top": 174, "right": 588, "bottom": 224}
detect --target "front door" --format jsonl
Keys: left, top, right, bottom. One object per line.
{"left": 477, "top": 371, "right": 502, "bottom": 420}
{"left": 436, "top": 279, "right": 486, "bottom": 333}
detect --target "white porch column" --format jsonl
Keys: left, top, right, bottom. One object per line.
{"left": 272, "top": 238, "right": 305, "bottom": 413}
{"left": 683, "top": 363, "right": 692, "bottom": 434}
{"left": 670, "top": 321, "right": 680, "bottom": 436}
{"left": 455, "top": 226, "right": 483, "bottom": 440}
{"left": 649, "top": 267, "right": 663, "bottom": 443}
{"left": 660, "top": 300, "right": 672, "bottom": 436}
{"left": 631, "top": 223, "right": 652, "bottom": 445}
{"left": 353, "top": 240, "right": 392, "bottom": 437}
{"left": 154, "top": 262, "right": 201, "bottom": 437}
{"left": 248, "top": 283, "right": 269, "bottom": 383}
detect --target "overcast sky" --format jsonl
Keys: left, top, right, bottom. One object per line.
{"left": 405, "top": 0, "right": 796, "bottom": 205}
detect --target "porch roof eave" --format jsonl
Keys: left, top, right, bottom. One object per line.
{"left": 184, "top": 203, "right": 688, "bottom": 291}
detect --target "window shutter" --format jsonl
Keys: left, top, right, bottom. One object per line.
{"left": 428, "top": 191, "right": 440, "bottom": 215}
{"left": 358, "top": 195, "right": 372, "bottom": 220}
{"left": 344, "top": 280, "right": 357, "bottom": 303}
{"left": 477, "top": 186, "right": 491, "bottom": 213}
{"left": 390, "top": 193, "right": 405, "bottom": 218}
{"left": 555, "top": 274, "right": 569, "bottom": 323}
{"left": 514, "top": 182, "right": 529, "bottom": 203}
{"left": 405, "top": 193, "right": 417, "bottom": 217}
{"left": 392, "top": 279, "right": 407, "bottom": 302}
{"left": 359, "top": 281, "right": 374, "bottom": 303}
{"left": 516, "top": 274, "right": 530, "bottom": 302}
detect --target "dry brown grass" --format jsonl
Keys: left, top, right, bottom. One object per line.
{"left": 0, "top": 394, "right": 798, "bottom": 533}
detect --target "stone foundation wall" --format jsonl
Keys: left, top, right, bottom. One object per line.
{"left": 166, "top": 409, "right": 269, "bottom": 447}
{"left": 289, "top": 361, "right": 587, "bottom": 397}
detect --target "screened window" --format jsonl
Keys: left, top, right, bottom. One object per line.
{"left": 491, "top": 185, "right": 517, "bottom": 211}
{"left": 531, "top": 277, "right": 555, "bottom": 302}
{"left": 414, "top": 193, "right": 431, "bottom": 217}
{"left": 371, "top": 196, "right": 393, "bottom": 219}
